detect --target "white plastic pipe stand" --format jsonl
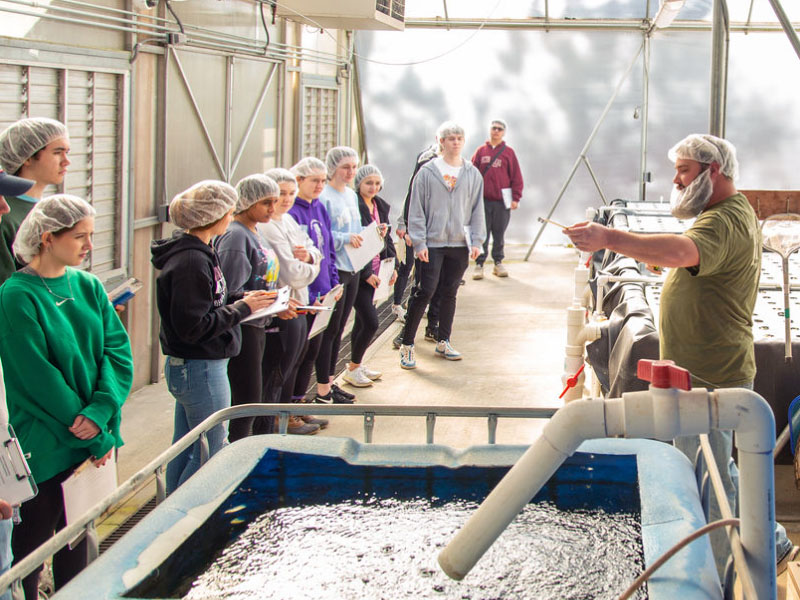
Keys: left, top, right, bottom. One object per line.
{"left": 439, "top": 360, "right": 777, "bottom": 600}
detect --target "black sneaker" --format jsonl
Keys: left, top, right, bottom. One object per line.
{"left": 331, "top": 383, "right": 355, "bottom": 400}
{"left": 314, "top": 392, "right": 334, "bottom": 404}
{"left": 332, "top": 392, "right": 355, "bottom": 404}
{"left": 331, "top": 385, "right": 355, "bottom": 404}
{"left": 392, "top": 333, "right": 403, "bottom": 349}
{"left": 424, "top": 327, "right": 438, "bottom": 342}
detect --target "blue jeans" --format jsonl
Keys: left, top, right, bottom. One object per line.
{"left": 165, "top": 357, "right": 231, "bottom": 494}
{"left": 673, "top": 381, "right": 792, "bottom": 578}
{"left": 0, "top": 518, "right": 12, "bottom": 600}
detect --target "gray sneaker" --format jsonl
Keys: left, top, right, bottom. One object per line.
{"left": 472, "top": 264, "right": 484, "bottom": 280}
{"left": 493, "top": 263, "right": 509, "bottom": 277}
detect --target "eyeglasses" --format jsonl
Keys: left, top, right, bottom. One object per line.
{"left": 491, "top": 126, "right": 505, "bottom": 131}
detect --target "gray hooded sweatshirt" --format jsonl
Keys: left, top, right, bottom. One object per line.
{"left": 407, "top": 158, "right": 486, "bottom": 254}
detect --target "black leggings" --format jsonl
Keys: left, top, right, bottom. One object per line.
{"left": 392, "top": 243, "right": 414, "bottom": 305}
{"left": 402, "top": 246, "right": 469, "bottom": 345}
{"left": 276, "top": 316, "right": 307, "bottom": 403}
{"left": 411, "top": 257, "right": 442, "bottom": 327}
{"left": 315, "top": 270, "right": 358, "bottom": 383}
{"left": 293, "top": 312, "right": 324, "bottom": 401}
{"left": 227, "top": 324, "right": 267, "bottom": 442}
{"left": 13, "top": 465, "right": 88, "bottom": 600}
{"left": 351, "top": 278, "right": 379, "bottom": 364}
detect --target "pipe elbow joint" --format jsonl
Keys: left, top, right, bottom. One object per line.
{"left": 715, "top": 388, "right": 776, "bottom": 454}
{"left": 544, "top": 398, "right": 607, "bottom": 455}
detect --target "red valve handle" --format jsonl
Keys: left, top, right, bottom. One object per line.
{"left": 637, "top": 359, "right": 691, "bottom": 390}
{"left": 559, "top": 364, "right": 585, "bottom": 399}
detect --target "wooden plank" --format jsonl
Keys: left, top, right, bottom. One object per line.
{"left": 740, "top": 190, "right": 800, "bottom": 219}
{"left": 787, "top": 560, "right": 800, "bottom": 600}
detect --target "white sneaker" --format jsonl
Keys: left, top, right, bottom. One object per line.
{"left": 360, "top": 365, "right": 382, "bottom": 380}
{"left": 435, "top": 339, "right": 462, "bottom": 361}
{"left": 400, "top": 344, "right": 417, "bottom": 369}
{"left": 391, "top": 304, "right": 406, "bottom": 323}
{"left": 472, "top": 264, "right": 484, "bottom": 280}
{"left": 342, "top": 366, "right": 374, "bottom": 387}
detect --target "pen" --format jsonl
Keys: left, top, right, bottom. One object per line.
{"left": 537, "top": 216, "right": 568, "bottom": 229}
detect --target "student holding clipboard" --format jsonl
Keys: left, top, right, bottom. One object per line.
{"left": 342, "top": 165, "right": 397, "bottom": 388}
{"left": 259, "top": 168, "right": 328, "bottom": 434}
{"left": 0, "top": 195, "right": 134, "bottom": 600}
{"left": 151, "top": 181, "right": 275, "bottom": 494}
{"left": 316, "top": 147, "right": 364, "bottom": 404}
{"left": 287, "top": 158, "right": 350, "bottom": 406}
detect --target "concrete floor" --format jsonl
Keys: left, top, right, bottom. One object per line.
{"left": 106, "top": 242, "right": 800, "bottom": 597}
{"left": 114, "top": 243, "right": 573, "bottom": 483}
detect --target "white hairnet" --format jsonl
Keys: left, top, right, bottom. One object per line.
{"left": 290, "top": 157, "right": 327, "bottom": 179}
{"left": 355, "top": 164, "right": 384, "bottom": 192}
{"left": 668, "top": 134, "right": 739, "bottom": 181}
{"left": 0, "top": 117, "right": 68, "bottom": 175}
{"left": 169, "top": 180, "right": 236, "bottom": 229}
{"left": 235, "top": 174, "right": 279, "bottom": 214}
{"left": 490, "top": 118, "right": 507, "bottom": 130}
{"left": 13, "top": 194, "right": 95, "bottom": 264}
{"left": 324, "top": 146, "right": 358, "bottom": 178}
{"left": 264, "top": 168, "right": 297, "bottom": 186}
{"left": 436, "top": 121, "right": 465, "bottom": 142}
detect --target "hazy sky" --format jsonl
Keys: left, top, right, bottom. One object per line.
{"left": 357, "top": 2, "right": 800, "bottom": 247}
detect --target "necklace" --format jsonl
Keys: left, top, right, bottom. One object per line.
{"left": 33, "top": 269, "right": 75, "bottom": 306}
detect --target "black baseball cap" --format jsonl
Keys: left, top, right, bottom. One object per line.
{"left": 0, "top": 170, "right": 34, "bottom": 197}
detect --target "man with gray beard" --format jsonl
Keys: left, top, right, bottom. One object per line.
{"left": 564, "top": 133, "right": 797, "bottom": 577}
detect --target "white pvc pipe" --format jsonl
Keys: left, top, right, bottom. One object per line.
{"left": 438, "top": 399, "right": 607, "bottom": 579}
{"left": 439, "top": 386, "right": 777, "bottom": 599}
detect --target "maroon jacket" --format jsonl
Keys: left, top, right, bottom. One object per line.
{"left": 470, "top": 142, "right": 524, "bottom": 203}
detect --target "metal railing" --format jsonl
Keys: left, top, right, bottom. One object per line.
{"left": 0, "top": 403, "right": 557, "bottom": 597}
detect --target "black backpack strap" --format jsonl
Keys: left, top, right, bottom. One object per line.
{"left": 480, "top": 144, "right": 507, "bottom": 176}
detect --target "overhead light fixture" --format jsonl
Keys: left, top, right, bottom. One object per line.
{"left": 653, "top": 0, "right": 686, "bottom": 29}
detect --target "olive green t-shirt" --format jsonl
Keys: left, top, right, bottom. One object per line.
{"left": 659, "top": 193, "right": 761, "bottom": 388}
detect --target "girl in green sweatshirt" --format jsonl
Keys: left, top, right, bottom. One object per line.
{"left": 0, "top": 195, "right": 133, "bottom": 600}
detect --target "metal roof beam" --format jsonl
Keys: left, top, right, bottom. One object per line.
{"left": 403, "top": 17, "right": 800, "bottom": 34}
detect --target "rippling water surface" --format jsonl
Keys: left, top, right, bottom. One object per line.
{"left": 125, "top": 450, "right": 645, "bottom": 599}
{"left": 184, "top": 496, "right": 645, "bottom": 600}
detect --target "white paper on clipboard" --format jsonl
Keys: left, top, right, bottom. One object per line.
{"left": 501, "top": 188, "right": 513, "bottom": 209}
{"left": 372, "top": 258, "right": 396, "bottom": 305}
{"left": 62, "top": 453, "right": 117, "bottom": 546}
{"left": 0, "top": 424, "right": 37, "bottom": 506}
{"left": 308, "top": 284, "right": 342, "bottom": 339}
{"left": 240, "top": 286, "right": 291, "bottom": 324}
{"left": 344, "top": 222, "right": 383, "bottom": 272}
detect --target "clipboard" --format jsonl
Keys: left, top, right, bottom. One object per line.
{"left": 372, "top": 258, "right": 396, "bottom": 304}
{"left": 62, "top": 453, "right": 117, "bottom": 547}
{"left": 0, "top": 424, "right": 37, "bottom": 506}
{"left": 501, "top": 188, "right": 513, "bottom": 209}
{"left": 107, "top": 278, "right": 143, "bottom": 307}
{"left": 240, "top": 286, "right": 291, "bottom": 323}
{"left": 308, "top": 284, "right": 342, "bottom": 339}
{"left": 344, "top": 222, "right": 384, "bottom": 272}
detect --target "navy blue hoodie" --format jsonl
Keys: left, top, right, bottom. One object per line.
{"left": 151, "top": 231, "right": 250, "bottom": 359}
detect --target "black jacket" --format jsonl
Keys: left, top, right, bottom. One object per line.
{"left": 151, "top": 231, "right": 250, "bottom": 359}
{"left": 400, "top": 144, "right": 438, "bottom": 231}
{"left": 357, "top": 193, "right": 398, "bottom": 281}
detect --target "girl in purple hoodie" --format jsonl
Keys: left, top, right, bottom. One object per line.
{"left": 287, "top": 158, "right": 351, "bottom": 405}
